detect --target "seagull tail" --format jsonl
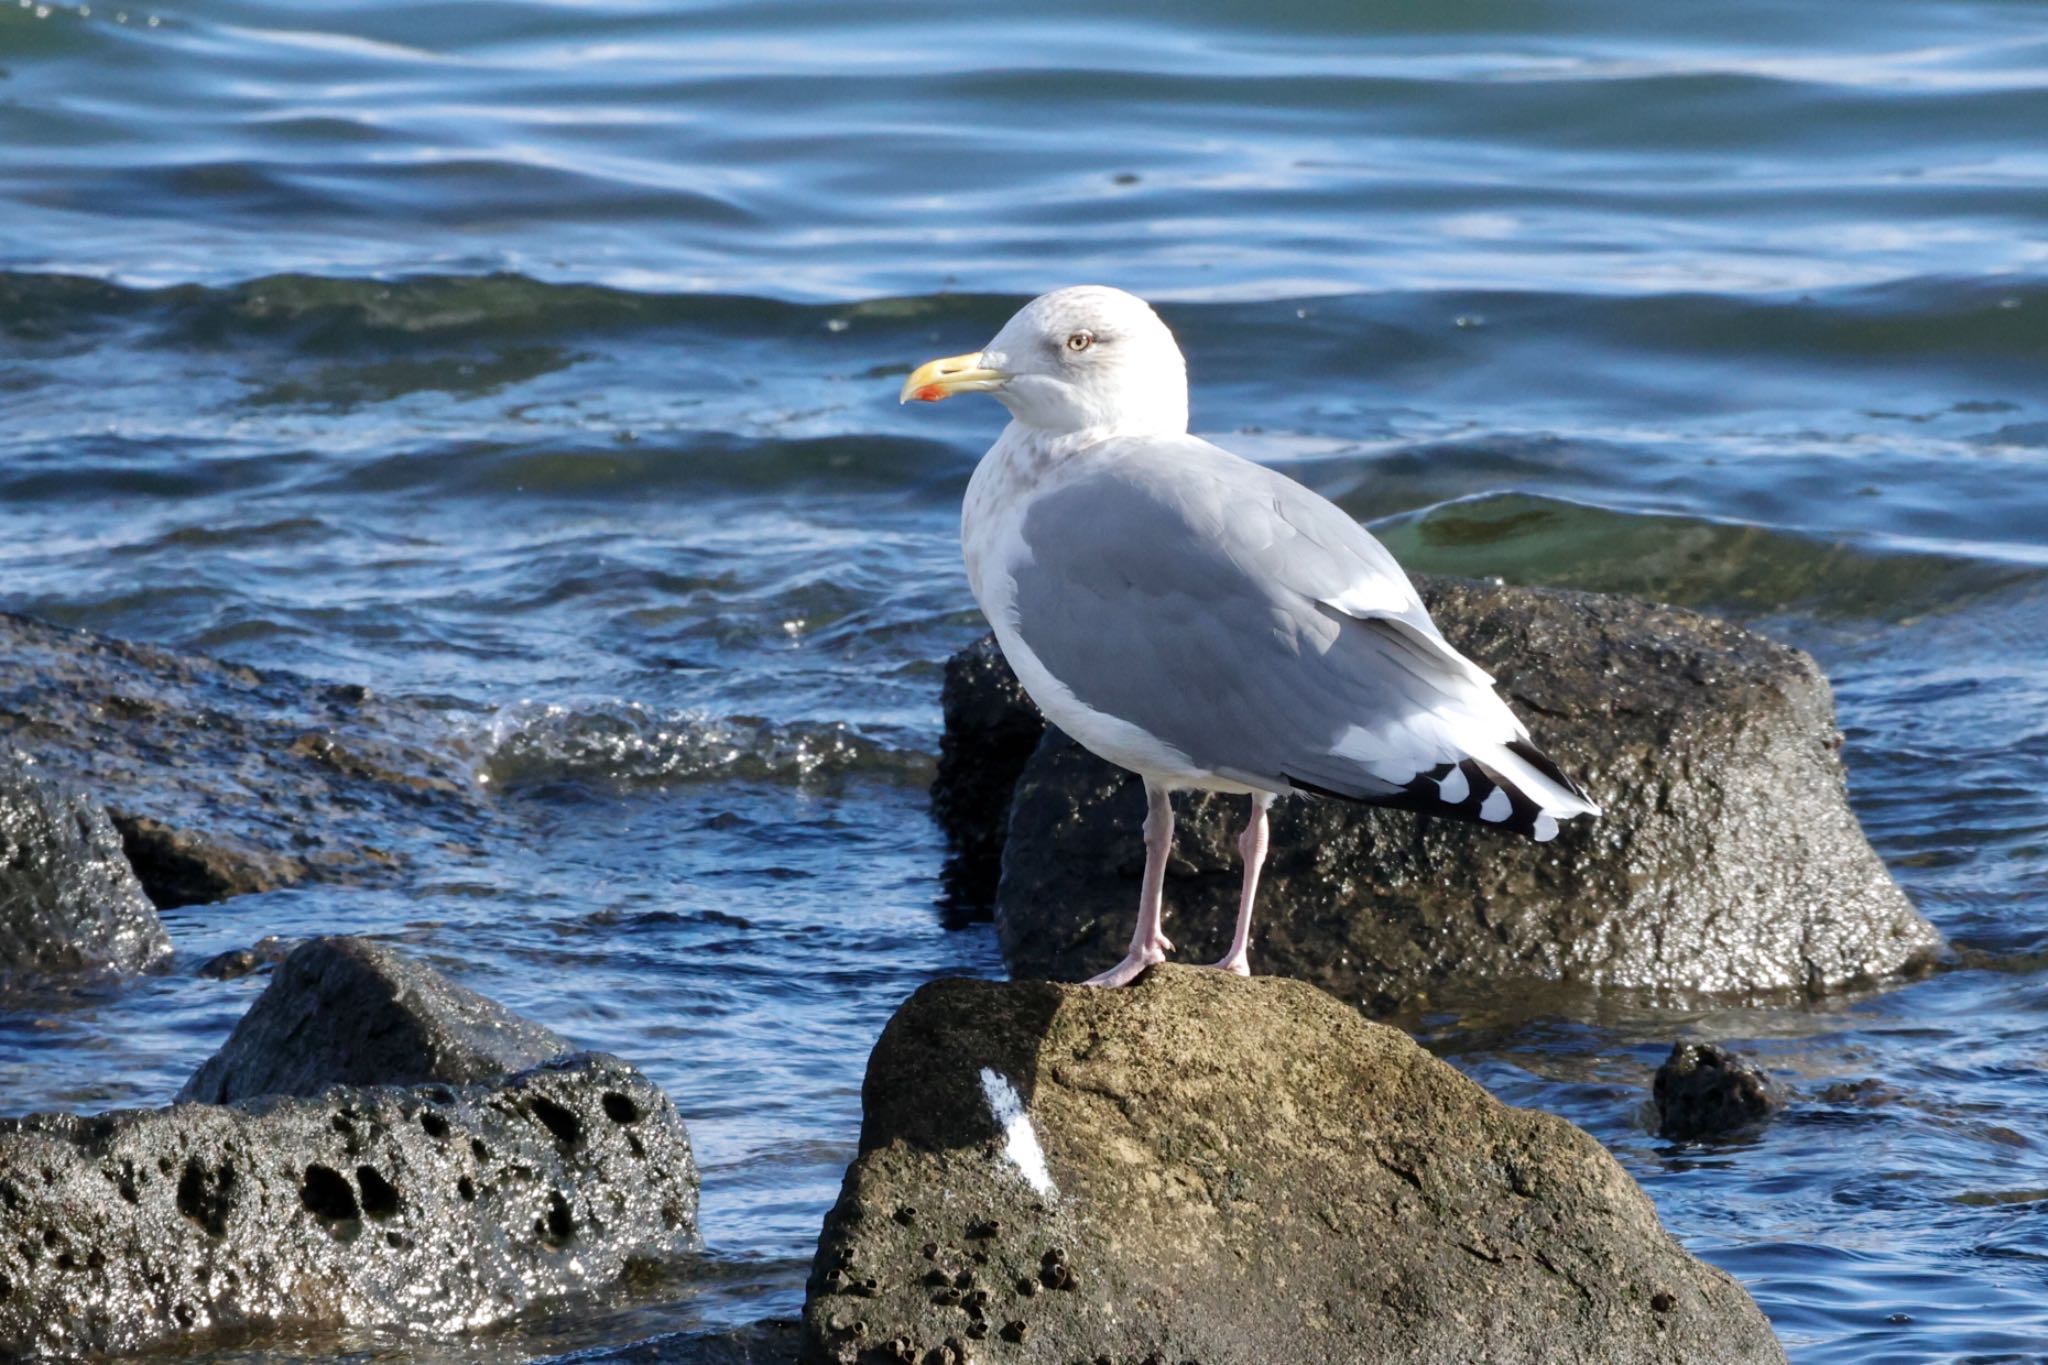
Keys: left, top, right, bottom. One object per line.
{"left": 1284, "top": 737, "right": 1599, "bottom": 842}
{"left": 1488, "top": 735, "right": 1600, "bottom": 823}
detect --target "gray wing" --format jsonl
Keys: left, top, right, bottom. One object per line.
{"left": 1005, "top": 434, "right": 1589, "bottom": 833}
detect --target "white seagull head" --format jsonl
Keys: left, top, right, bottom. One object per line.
{"left": 901, "top": 285, "right": 1189, "bottom": 437}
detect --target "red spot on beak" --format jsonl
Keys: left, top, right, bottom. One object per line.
{"left": 913, "top": 385, "right": 946, "bottom": 402}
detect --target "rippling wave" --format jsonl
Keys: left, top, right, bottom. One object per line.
{"left": 6, "top": 269, "right": 2045, "bottom": 369}
{"left": 6, "top": 0, "right": 2048, "bottom": 300}
{"left": 475, "top": 699, "right": 928, "bottom": 792}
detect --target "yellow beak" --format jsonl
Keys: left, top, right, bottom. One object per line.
{"left": 900, "top": 352, "right": 1009, "bottom": 404}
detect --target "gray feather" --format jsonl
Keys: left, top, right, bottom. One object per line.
{"left": 1005, "top": 434, "right": 1543, "bottom": 809}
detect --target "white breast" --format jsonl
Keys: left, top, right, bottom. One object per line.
{"left": 961, "top": 426, "right": 1231, "bottom": 792}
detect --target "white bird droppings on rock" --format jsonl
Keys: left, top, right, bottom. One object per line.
{"left": 978, "top": 1066, "right": 1057, "bottom": 1200}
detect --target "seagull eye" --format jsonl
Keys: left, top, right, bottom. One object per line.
{"left": 1065, "top": 330, "right": 1095, "bottom": 353}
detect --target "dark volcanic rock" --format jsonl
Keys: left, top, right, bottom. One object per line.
{"left": 801, "top": 967, "right": 1785, "bottom": 1365}
{"left": 938, "top": 577, "right": 1940, "bottom": 1009}
{"left": 0, "top": 612, "right": 488, "bottom": 906}
{"left": 932, "top": 635, "right": 1045, "bottom": 907}
{"left": 0, "top": 1052, "right": 701, "bottom": 1359}
{"left": 181, "top": 936, "right": 571, "bottom": 1104}
{"left": 1653, "top": 1042, "right": 1788, "bottom": 1140}
{"left": 0, "top": 751, "right": 170, "bottom": 982}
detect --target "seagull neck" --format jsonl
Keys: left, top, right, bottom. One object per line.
{"left": 1006, "top": 420, "right": 1184, "bottom": 461}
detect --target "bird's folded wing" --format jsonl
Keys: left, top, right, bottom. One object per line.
{"left": 1002, "top": 434, "right": 1526, "bottom": 798}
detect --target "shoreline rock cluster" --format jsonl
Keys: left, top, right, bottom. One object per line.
{"left": 0, "top": 605, "right": 1804, "bottom": 1361}
{"left": 0, "top": 610, "right": 488, "bottom": 916}
{"left": 935, "top": 576, "right": 1943, "bottom": 1012}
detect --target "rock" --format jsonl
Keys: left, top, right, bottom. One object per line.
{"left": 0, "top": 612, "right": 490, "bottom": 906}
{"left": 932, "top": 635, "right": 1045, "bottom": 908}
{"left": 1653, "top": 1043, "right": 1787, "bottom": 1141}
{"left": 1814, "top": 1078, "right": 1893, "bottom": 1108}
{"left": 936, "top": 577, "right": 1941, "bottom": 1009}
{"left": 196, "top": 935, "right": 294, "bottom": 981}
{"left": 180, "top": 936, "right": 572, "bottom": 1104}
{"left": 0, "top": 1052, "right": 702, "bottom": 1359}
{"left": 111, "top": 812, "right": 306, "bottom": 908}
{"left": 801, "top": 967, "right": 1785, "bottom": 1365}
{"left": 0, "top": 750, "right": 170, "bottom": 984}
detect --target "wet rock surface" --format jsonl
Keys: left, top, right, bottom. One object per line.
{"left": 0, "top": 611, "right": 490, "bottom": 906}
{"left": 801, "top": 966, "right": 1786, "bottom": 1365}
{"left": 111, "top": 811, "right": 308, "bottom": 909}
{"left": 196, "top": 934, "right": 295, "bottom": 981}
{"left": 0, "top": 939, "right": 700, "bottom": 1360}
{"left": 933, "top": 577, "right": 1941, "bottom": 1010}
{"left": 1653, "top": 1042, "right": 1788, "bottom": 1141}
{"left": 932, "top": 636, "right": 1045, "bottom": 908}
{"left": 0, "top": 1053, "right": 701, "bottom": 1360}
{"left": 0, "top": 750, "right": 171, "bottom": 984}
{"left": 180, "top": 936, "right": 572, "bottom": 1104}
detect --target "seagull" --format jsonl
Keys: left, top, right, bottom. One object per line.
{"left": 903, "top": 286, "right": 1599, "bottom": 988}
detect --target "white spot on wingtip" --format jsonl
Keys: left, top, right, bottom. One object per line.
{"left": 1480, "top": 788, "right": 1512, "bottom": 823}
{"left": 978, "top": 1067, "right": 1057, "bottom": 1201}
{"left": 1438, "top": 767, "right": 1470, "bottom": 805}
{"left": 1533, "top": 812, "right": 1559, "bottom": 841}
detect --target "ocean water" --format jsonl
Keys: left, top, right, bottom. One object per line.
{"left": 3, "top": 1, "right": 2047, "bottom": 1360}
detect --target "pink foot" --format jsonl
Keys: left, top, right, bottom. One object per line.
{"left": 1082, "top": 942, "right": 1168, "bottom": 987}
{"left": 1202, "top": 953, "right": 1251, "bottom": 978}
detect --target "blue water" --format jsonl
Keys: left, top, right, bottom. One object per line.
{"left": 3, "top": 1, "right": 2047, "bottom": 1360}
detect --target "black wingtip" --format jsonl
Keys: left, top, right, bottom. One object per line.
{"left": 1504, "top": 736, "right": 1594, "bottom": 805}
{"left": 1282, "top": 754, "right": 1584, "bottom": 843}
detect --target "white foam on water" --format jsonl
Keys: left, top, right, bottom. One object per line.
{"left": 978, "top": 1067, "right": 1057, "bottom": 1201}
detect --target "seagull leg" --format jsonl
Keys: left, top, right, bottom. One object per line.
{"left": 1083, "top": 780, "right": 1175, "bottom": 987}
{"left": 1208, "top": 792, "right": 1273, "bottom": 977}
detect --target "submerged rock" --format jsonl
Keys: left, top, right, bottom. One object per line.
{"left": 0, "top": 1054, "right": 699, "bottom": 1360}
{"left": 1653, "top": 1042, "right": 1788, "bottom": 1141}
{"left": 0, "top": 612, "right": 487, "bottom": 907}
{"left": 802, "top": 966, "right": 1785, "bottom": 1365}
{"left": 0, "top": 940, "right": 700, "bottom": 1359}
{"left": 195, "top": 935, "right": 294, "bottom": 981}
{"left": 0, "top": 751, "right": 170, "bottom": 984}
{"left": 590, "top": 1318, "right": 804, "bottom": 1363}
{"left": 111, "top": 811, "right": 307, "bottom": 909}
{"left": 933, "top": 577, "right": 1940, "bottom": 1009}
{"left": 180, "top": 936, "right": 572, "bottom": 1104}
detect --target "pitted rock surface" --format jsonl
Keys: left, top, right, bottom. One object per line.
{"left": 801, "top": 967, "right": 1785, "bottom": 1365}
{"left": 0, "top": 1053, "right": 700, "bottom": 1359}
{"left": 931, "top": 577, "right": 1940, "bottom": 1009}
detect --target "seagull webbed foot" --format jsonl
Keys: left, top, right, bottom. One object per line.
{"left": 1081, "top": 942, "right": 1168, "bottom": 988}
